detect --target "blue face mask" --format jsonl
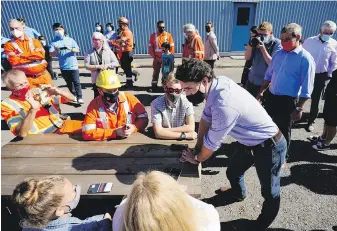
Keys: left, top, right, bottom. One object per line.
{"left": 106, "top": 27, "right": 112, "bottom": 32}
{"left": 321, "top": 34, "right": 331, "bottom": 42}
{"left": 55, "top": 30, "right": 64, "bottom": 38}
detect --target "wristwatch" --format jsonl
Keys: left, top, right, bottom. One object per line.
{"left": 179, "top": 132, "right": 186, "bottom": 140}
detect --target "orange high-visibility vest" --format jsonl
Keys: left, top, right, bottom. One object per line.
{"left": 4, "top": 36, "right": 48, "bottom": 75}
{"left": 182, "top": 33, "right": 204, "bottom": 61}
{"left": 148, "top": 31, "right": 175, "bottom": 60}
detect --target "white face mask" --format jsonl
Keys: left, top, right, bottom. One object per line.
{"left": 96, "top": 27, "right": 101, "bottom": 32}
{"left": 11, "top": 29, "right": 23, "bottom": 38}
{"left": 55, "top": 30, "right": 64, "bottom": 38}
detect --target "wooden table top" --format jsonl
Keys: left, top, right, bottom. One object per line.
{"left": 1, "top": 133, "right": 201, "bottom": 197}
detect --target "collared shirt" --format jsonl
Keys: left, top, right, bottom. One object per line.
{"left": 22, "top": 214, "right": 110, "bottom": 231}
{"left": 248, "top": 38, "right": 282, "bottom": 86}
{"left": 202, "top": 77, "right": 278, "bottom": 151}
{"left": 50, "top": 36, "right": 80, "bottom": 70}
{"left": 303, "top": 35, "right": 337, "bottom": 77}
{"left": 1, "top": 37, "right": 10, "bottom": 58}
{"left": 151, "top": 94, "right": 194, "bottom": 128}
{"left": 265, "top": 45, "right": 316, "bottom": 98}
{"left": 24, "top": 26, "right": 41, "bottom": 39}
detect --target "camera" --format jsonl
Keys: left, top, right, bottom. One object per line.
{"left": 250, "top": 35, "right": 264, "bottom": 47}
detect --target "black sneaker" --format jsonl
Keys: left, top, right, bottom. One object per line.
{"left": 308, "top": 135, "right": 325, "bottom": 142}
{"left": 312, "top": 142, "right": 330, "bottom": 150}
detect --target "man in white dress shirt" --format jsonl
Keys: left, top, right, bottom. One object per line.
{"left": 303, "top": 21, "right": 337, "bottom": 132}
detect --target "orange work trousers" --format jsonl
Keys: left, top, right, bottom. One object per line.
{"left": 57, "top": 120, "right": 82, "bottom": 134}
{"left": 27, "top": 71, "right": 54, "bottom": 89}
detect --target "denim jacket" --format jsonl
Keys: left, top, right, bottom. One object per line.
{"left": 22, "top": 214, "right": 111, "bottom": 231}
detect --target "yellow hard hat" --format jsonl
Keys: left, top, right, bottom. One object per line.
{"left": 96, "top": 70, "right": 121, "bottom": 89}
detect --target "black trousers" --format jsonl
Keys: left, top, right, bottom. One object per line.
{"left": 245, "top": 80, "right": 261, "bottom": 98}
{"left": 120, "top": 51, "right": 133, "bottom": 85}
{"left": 264, "top": 91, "right": 297, "bottom": 155}
{"left": 92, "top": 84, "right": 99, "bottom": 98}
{"left": 204, "top": 60, "right": 216, "bottom": 69}
{"left": 308, "top": 73, "right": 330, "bottom": 124}
{"left": 1, "top": 58, "right": 11, "bottom": 72}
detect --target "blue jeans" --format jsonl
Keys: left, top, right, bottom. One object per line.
{"left": 226, "top": 135, "right": 287, "bottom": 230}
{"left": 61, "top": 69, "right": 82, "bottom": 99}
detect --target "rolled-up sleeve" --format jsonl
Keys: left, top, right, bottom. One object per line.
{"left": 299, "top": 56, "right": 316, "bottom": 98}
{"left": 204, "top": 106, "right": 240, "bottom": 151}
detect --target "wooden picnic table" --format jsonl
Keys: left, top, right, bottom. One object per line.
{"left": 1, "top": 132, "right": 201, "bottom": 198}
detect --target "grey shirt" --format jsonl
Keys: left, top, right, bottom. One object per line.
{"left": 84, "top": 47, "right": 119, "bottom": 84}
{"left": 248, "top": 38, "right": 282, "bottom": 86}
{"left": 151, "top": 94, "right": 194, "bottom": 128}
{"left": 202, "top": 77, "right": 278, "bottom": 151}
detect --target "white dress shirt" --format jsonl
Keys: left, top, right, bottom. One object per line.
{"left": 303, "top": 35, "right": 337, "bottom": 77}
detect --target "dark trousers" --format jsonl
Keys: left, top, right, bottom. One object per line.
{"left": 61, "top": 69, "right": 82, "bottom": 99}
{"left": 204, "top": 60, "right": 216, "bottom": 69}
{"left": 46, "top": 60, "right": 57, "bottom": 79}
{"left": 1, "top": 58, "right": 11, "bottom": 72}
{"left": 226, "top": 136, "right": 287, "bottom": 230}
{"left": 264, "top": 91, "right": 297, "bottom": 153}
{"left": 152, "top": 60, "right": 161, "bottom": 87}
{"left": 245, "top": 80, "right": 261, "bottom": 98}
{"left": 92, "top": 84, "right": 99, "bottom": 98}
{"left": 240, "top": 60, "right": 253, "bottom": 86}
{"left": 120, "top": 51, "right": 133, "bottom": 85}
{"left": 308, "top": 73, "right": 330, "bottom": 124}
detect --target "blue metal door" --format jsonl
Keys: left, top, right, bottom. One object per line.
{"left": 231, "top": 3, "right": 256, "bottom": 51}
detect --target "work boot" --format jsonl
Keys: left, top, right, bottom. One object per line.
{"left": 132, "top": 69, "right": 140, "bottom": 82}
{"left": 52, "top": 72, "right": 57, "bottom": 80}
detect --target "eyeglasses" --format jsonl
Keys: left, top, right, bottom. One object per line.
{"left": 13, "top": 82, "right": 29, "bottom": 90}
{"left": 165, "top": 88, "right": 183, "bottom": 94}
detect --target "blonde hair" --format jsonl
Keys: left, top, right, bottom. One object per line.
{"left": 2, "top": 69, "right": 26, "bottom": 88}
{"left": 122, "top": 171, "right": 198, "bottom": 231}
{"left": 162, "top": 73, "right": 179, "bottom": 86}
{"left": 258, "top": 21, "right": 273, "bottom": 32}
{"left": 12, "top": 176, "right": 66, "bottom": 228}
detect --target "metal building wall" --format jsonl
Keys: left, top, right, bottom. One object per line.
{"left": 254, "top": 1, "right": 337, "bottom": 40}
{"left": 1, "top": 0, "right": 234, "bottom": 55}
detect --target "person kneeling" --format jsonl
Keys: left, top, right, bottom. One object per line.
{"left": 82, "top": 70, "right": 148, "bottom": 141}
{"left": 151, "top": 74, "right": 197, "bottom": 140}
{"left": 1, "top": 70, "right": 82, "bottom": 137}
{"left": 12, "top": 176, "right": 111, "bottom": 230}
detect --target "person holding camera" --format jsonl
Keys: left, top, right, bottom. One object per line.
{"left": 1, "top": 70, "right": 83, "bottom": 138}
{"left": 303, "top": 21, "right": 337, "bottom": 132}
{"left": 257, "top": 23, "right": 315, "bottom": 156}
{"left": 244, "top": 21, "right": 282, "bottom": 97}
{"left": 50, "top": 23, "right": 83, "bottom": 104}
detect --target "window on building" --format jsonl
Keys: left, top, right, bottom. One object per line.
{"left": 237, "top": 7, "right": 250, "bottom": 26}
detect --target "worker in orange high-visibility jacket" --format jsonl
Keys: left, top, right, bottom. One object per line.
{"left": 182, "top": 23, "right": 204, "bottom": 62}
{"left": 4, "top": 19, "right": 53, "bottom": 89}
{"left": 148, "top": 20, "right": 175, "bottom": 92}
{"left": 114, "top": 17, "right": 135, "bottom": 88}
{"left": 82, "top": 70, "right": 148, "bottom": 141}
{"left": 1, "top": 70, "right": 82, "bottom": 138}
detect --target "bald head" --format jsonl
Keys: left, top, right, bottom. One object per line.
{"left": 3, "top": 70, "right": 29, "bottom": 90}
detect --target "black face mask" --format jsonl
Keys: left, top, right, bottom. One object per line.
{"left": 205, "top": 26, "right": 211, "bottom": 33}
{"left": 103, "top": 91, "right": 119, "bottom": 104}
{"left": 158, "top": 27, "right": 165, "bottom": 33}
{"left": 186, "top": 90, "right": 206, "bottom": 105}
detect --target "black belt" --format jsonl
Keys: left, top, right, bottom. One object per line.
{"left": 260, "top": 129, "right": 283, "bottom": 148}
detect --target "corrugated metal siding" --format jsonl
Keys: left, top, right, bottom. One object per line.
{"left": 1, "top": 1, "right": 336, "bottom": 54}
{"left": 254, "top": 1, "right": 337, "bottom": 40}
{"left": 1, "top": 1, "right": 233, "bottom": 55}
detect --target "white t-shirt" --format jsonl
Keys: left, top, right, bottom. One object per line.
{"left": 113, "top": 195, "right": 220, "bottom": 231}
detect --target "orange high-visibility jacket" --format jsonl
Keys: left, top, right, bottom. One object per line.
{"left": 113, "top": 28, "right": 134, "bottom": 53}
{"left": 148, "top": 31, "right": 175, "bottom": 61}
{"left": 4, "top": 35, "right": 48, "bottom": 75}
{"left": 82, "top": 92, "right": 148, "bottom": 141}
{"left": 182, "top": 33, "right": 204, "bottom": 60}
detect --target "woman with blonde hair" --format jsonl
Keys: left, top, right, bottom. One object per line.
{"left": 12, "top": 175, "right": 111, "bottom": 230}
{"left": 113, "top": 171, "right": 220, "bottom": 231}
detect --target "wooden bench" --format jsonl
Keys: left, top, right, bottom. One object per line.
{"left": 1, "top": 133, "right": 201, "bottom": 198}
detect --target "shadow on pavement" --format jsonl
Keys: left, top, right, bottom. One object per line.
{"left": 1, "top": 119, "right": 9, "bottom": 130}
{"left": 220, "top": 219, "right": 252, "bottom": 231}
{"left": 134, "top": 94, "right": 159, "bottom": 106}
{"left": 281, "top": 163, "right": 337, "bottom": 195}
{"left": 288, "top": 140, "right": 337, "bottom": 164}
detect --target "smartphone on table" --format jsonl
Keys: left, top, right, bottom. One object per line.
{"left": 87, "top": 183, "right": 113, "bottom": 194}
